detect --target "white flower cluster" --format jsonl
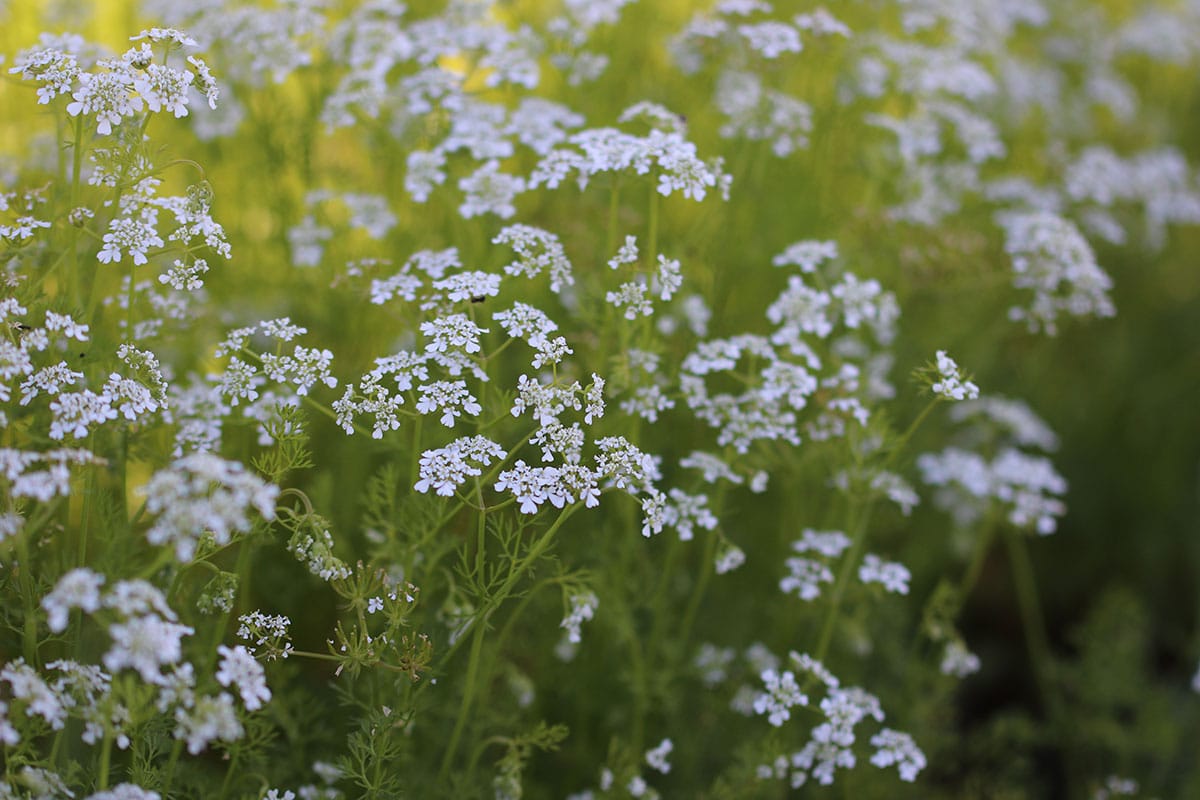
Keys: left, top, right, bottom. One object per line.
{"left": 940, "top": 640, "right": 982, "bottom": 679}
{"left": 287, "top": 524, "right": 352, "bottom": 582}
{"left": 493, "top": 225, "right": 575, "bottom": 293}
{"left": 560, "top": 591, "right": 599, "bottom": 644}
{"left": 141, "top": 453, "right": 280, "bottom": 561}
{"left": 237, "top": 611, "right": 294, "bottom": 661}
{"left": 780, "top": 530, "right": 848, "bottom": 602}
{"left": 930, "top": 350, "right": 980, "bottom": 401}
{"left": 10, "top": 29, "right": 217, "bottom": 137}
{"left": 5, "top": 570, "right": 258, "bottom": 759}
{"left": 753, "top": 668, "right": 807, "bottom": 727}
{"left": 858, "top": 554, "right": 911, "bottom": 595}
{"left": 215, "top": 645, "right": 271, "bottom": 711}
{"left": 671, "top": 5, "right": 826, "bottom": 156}
{"left": 0, "top": 448, "right": 104, "bottom": 503}
{"left": 754, "top": 652, "right": 926, "bottom": 787}
{"left": 415, "top": 436, "right": 507, "bottom": 497}
{"left": 530, "top": 103, "right": 730, "bottom": 202}
{"left": 1001, "top": 212, "right": 1115, "bottom": 334}
{"left": 919, "top": 446, "right": 1067, "bottom": 535}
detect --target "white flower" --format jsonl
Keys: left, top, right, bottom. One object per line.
{"left": 421, "top": 314, "right": 488, "bottom": 355}
{"left": 493, "top": 224, "right": 575, "bottom": 292}
{"left": 664, "top": 489, "right": 717, "bottom": 541}
{"left": 619, "top": 385, "right": 675, "bottom": 423}
{"left": 49, "top": 390, "right": 118, "bottom": 440}
{"left": 608, "top": 235, "right": 639, "bottom": 269}
{"left": 738, "top": 21, "right": 802, "bottom": 58}
{"left": 142, "top": 453, "right": 280, "bottom": 562}
{"left": 68, "top": 65, "right": 144, "bottom": 135}
{"left": 607, "top": 280, "right": 654, "bottom": 320}
{"left": 432, "top": 271, "right": 502, "bottom": 303}
{"left": 415, "top": 381, "right": 483, "bottom": 427}
{"left": 493, "top": 302, "right": 558, "bottom": 341}
{"left": 645, "top": 738, "right": 673, "bottom": 774}
{"left": 458, "top": 160, "right": 525, "bottom": 219}
{"left": 134, "top": 63, "right": 194, "bottom": 117}
{"left": 940, "top": 641, "right": 981, "bottom": 678}
{"left": 405, "top": 149, "right": 446, "bottom": 202}
{"left": 414, "top": 436, "right": 506, "bottom": 496}
{"left": 780, "top": 557, "right": 833, "bottom": 601}
{"left": 159, "top": 257, "right": 210, "bottom": 291}
{"left": 1, "top": 659, "right": 67, "bottom": 730}
{"left": 869, "top": 729, "right": 926, "bottom": 782}
{"left": 1001, "top": 212, "right": 1114, "bottom": 334}
{"left": 654, "top": 254, "right": 683, "bottom": 301}
{"left": 44, "top": 311, "right": 90, "bottom": 341}
{"left": 793, "top": 530, "right": 851, "bottom": 558}
{"left": 495, "top": 460, "right": 561, "bottom": 514}
{"left": 858, "top": 554, "right": 911, "bottom": 594}
{"left": 772, "top": 240, "right": 838, "bottom": 272}
{"left": 754, "top": 669, "right": 807, "bottom": 726}
{"left": 174, "top": 692, "right": 243, "bottom": 754}
{"left": 560, "top": 591, "right": 598, "bottom": 644}
{"left": 715, "top": 543, "right": 746, "bottom": 574}
{"left": 215, "top": 645, "right": 271, "bottom": 711}
{"left": 97, "top": 217, "right": 164, "bottom": 265}
{"left": 931, "top": 350, "right": 980, "bottom": 401}
{"left": 260, "top": 346, "right": 337, "bottom": 396}
{"left": 42, "top": 568, "right": 105, "bottom": 633}
{"left": 104, "top": 615, "right": 194, "bottom": 684}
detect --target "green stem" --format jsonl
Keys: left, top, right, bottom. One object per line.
{"left": 436, "top": 505, "right": 581, "bottom": 778}
{"left": 646, "top": 536, "right": 681, "bottom": 654}
{"left": 959, "top": 521, "right": 996, "bottom": 600}
{"left": 16, "top": 530, "right": 39, "bottom": 666}
{"left": 67, "top": 113, "right": 83, "bottom": 309}
{"left": 646, "top": 176, "right": 659, "bottom": 265}
{"left": 440, "top": 607, "right": 488, "bottom": 780}
{"left": 677, "top": 530, "right": 720, "bottom": 653}
{"left": 218, "top": 747, "right": 241, "bottom": 800}
{"left": 78, "top": 434, "right": 96, "bottom": 566}
{"left": 812, "top": 398, "right": 941, "bottom": 662}
{"left": 607, "top": 178, "right": 621, "bottom": 256}
{"left": 96, "top": 727, "right": 113, "bottom": 790}
{"left": 410, "top": 416, "right": 423, "bottom": 487}
{"left": 1005, "top": 529, "right": 1056, "bottom": 712}
{"left": 814, "top": 499, "right": 872, "bottom": 664}
{"left": 163, "top": 734, "right": 183, "bottom": 796}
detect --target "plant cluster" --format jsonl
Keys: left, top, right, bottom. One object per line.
{"left": 0, "top": 1, "right": 1198, "bottom": 798}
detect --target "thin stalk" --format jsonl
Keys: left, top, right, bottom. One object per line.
{"left": 607, "top": 178, "right": 621, "bottom": 256}
{"left": 96, "top": 726, "right": 114, "bottom": 790}
{"left": 646, "top": 176, "right": 659, "bottom": 265}
{"left": 162, "top": 740, "right": 184, "bottom": 795}
{"left": 410, "top": 416, "right": 423, "bottom": 487}
{"left": 16, "top": 531, "right": 39, "bottom": 666}
{"left": 814, "top": 399, "right": 941, "bottom": 662}
{"left": 959, "top": 521, "right": 997, "bottom": 600}
{"left": 437, "top": 505, "right": 581, "bottom": 778}
{"left": 1005, "top": 529, "right": 1056, "bottom": 712}
{"left": 677, "top": 530, "right": 720, "bottom": 653}
{"left": 814, "top": 499, "right": 872, "bottom": 664}
{"left": 217, "top": 747, "right": 241, "bottom": 800}
{"left": 440, "top": 607, "right": 488, "bottom": 780}
{"left": 77, "top": 435, "right": 96, "bottom": 566}
{"left": 67, "top": 114, "right": 83, "bottom": 308}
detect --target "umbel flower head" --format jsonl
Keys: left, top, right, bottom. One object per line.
{"left": 141, "top": 453, "right": 279, "bottom": 561}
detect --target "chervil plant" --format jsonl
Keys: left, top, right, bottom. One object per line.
{"left": 1, "top": 1, "right": 1199, "bottom": 798}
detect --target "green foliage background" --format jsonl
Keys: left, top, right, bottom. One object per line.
{"left": 1, "top": 0, "right": 1199, "bottom": 797}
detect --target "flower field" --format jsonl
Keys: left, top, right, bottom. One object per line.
{"left": 1, "top": 1, "right": 1199, "bottom": 798}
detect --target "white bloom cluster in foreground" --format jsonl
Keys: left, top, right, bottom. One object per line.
{"left": 142, "top": 453, "right": 279, "bottom": 561}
